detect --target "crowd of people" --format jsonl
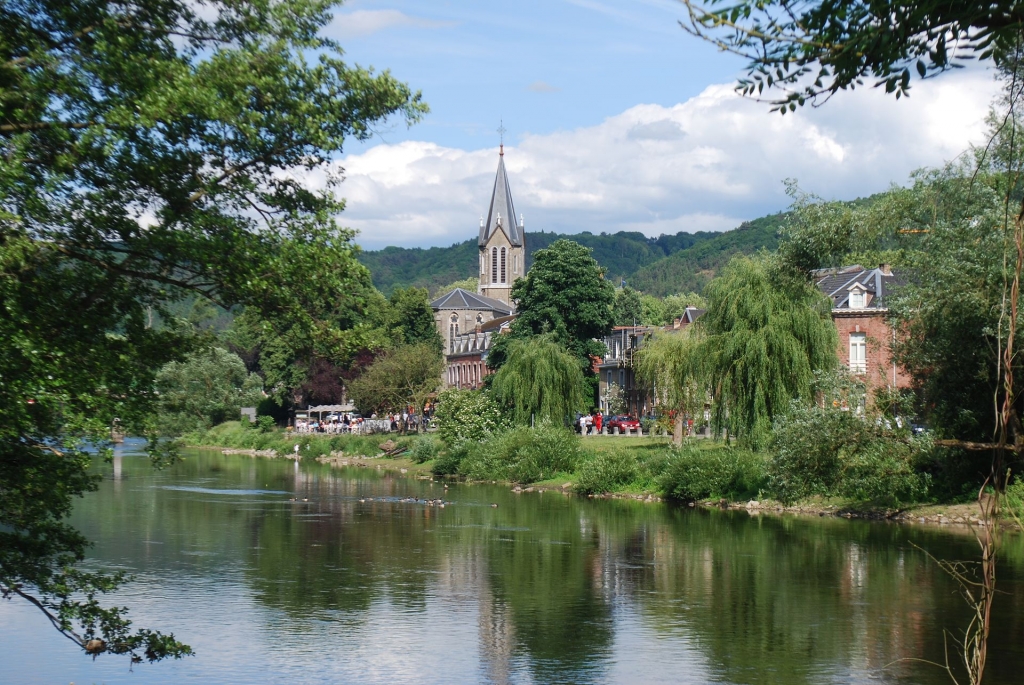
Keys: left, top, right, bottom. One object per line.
{"left": 292, "top": 407, "right": 433, "bottom": 435}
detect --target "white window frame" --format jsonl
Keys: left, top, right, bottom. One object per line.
{"left": 849, "top": 289, "right": 865, "bottom": 309}
{"left": 849, "top": 332, "right": 867, "bottom": 374}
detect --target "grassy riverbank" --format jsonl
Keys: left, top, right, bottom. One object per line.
{"left": 186, "top": 422, "right": 1011, "bottom": 527}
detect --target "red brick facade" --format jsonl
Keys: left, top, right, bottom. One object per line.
{"left": 832, "top": 311, "right": 911, "bottom": 391}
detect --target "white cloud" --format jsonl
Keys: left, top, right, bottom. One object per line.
{"left": 326, "top": 68, "right": 1001, "bottom": 249}
{"left": 327, "top": 10, "right": 454, "bottom": 39}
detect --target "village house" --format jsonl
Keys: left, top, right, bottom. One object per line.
{"left": 813, "top": 264, "right": 911, "bottom": 395}
{"left": 595, "top": 307, "right": 705, "bottom": 417}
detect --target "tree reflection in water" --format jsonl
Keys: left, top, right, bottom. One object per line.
{"left": 44, "top": 452, "right": 1024, "bottom": 684}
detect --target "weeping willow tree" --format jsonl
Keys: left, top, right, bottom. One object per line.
{"left": 491, "top": 335, "right": 586, "bottom": 426}
{"left": 697, "top": 256, "right": 838, "bottom": 450}
{"left": 635, "top": 329, "right": 706, "bottom": 446}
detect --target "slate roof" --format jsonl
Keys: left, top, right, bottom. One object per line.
{"left": 430, "top": 287, "right": 513, "bottom": 315}
{"left": 680, "top": 306, "right": 705, "bottom": 324}
{"left": 479, "top": 314, "right": 516, "bottom": 332}
{"left": 813, "top": 265, "right": 904, "bottom": 310}
{"left": 479, "top": 154, "right": 523, "bottom": 247}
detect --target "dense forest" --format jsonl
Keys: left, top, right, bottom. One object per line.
{"left": 357, "top": 214, "right": 787, "bottom": 297}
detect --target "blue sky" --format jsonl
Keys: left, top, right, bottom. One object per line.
{"left": 307, "top": 2, "right": 1002, "bottom": 250}
{"left": 331, "top": 0, "right": 741, "bottom": 153}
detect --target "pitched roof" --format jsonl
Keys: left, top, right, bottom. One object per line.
{"left": 479, "top": 314, "right": 516, "bottom": 332}
{"left": 479, "top": 154, "right": 523, "bottom": 247}
{"left": 814, "top": 265, "right": 904, "bottom": 310}
{"left": 429, "top": 287, "right": 513, "bottom": 315}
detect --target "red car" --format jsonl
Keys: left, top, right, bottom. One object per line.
{"left": 606, "top": 415, "right": 640, "bottom": 432}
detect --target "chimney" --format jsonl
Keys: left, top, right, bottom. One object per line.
{"left": 878, "top": 263, "right": 892, "bottom": 275}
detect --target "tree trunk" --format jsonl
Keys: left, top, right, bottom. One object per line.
{"left": 672, "top": 413, "right": 684, "bottom": 447}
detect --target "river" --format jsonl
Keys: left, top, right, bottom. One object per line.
{"left": 3, "top": 439, "right": 1024, "bottom": 684}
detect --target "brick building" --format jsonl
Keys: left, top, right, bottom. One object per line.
{"left": 814, "top": 264, "right": 911, "bottom": 393}
{"left": 444, "top": 315, "right": 515, "bottom": 389}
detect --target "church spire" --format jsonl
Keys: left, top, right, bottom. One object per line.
{"left": 478, "top": 150, "right": 522, "bottom": 247}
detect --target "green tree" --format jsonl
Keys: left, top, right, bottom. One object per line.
{"left": 347, "top": 344, "right": 443, "bottom": 425}
{"left": 679, "top": 0, "right": 1024, "bottom": 112}
{"left": 156, "top": 347, "right": 263, "bottom": 435}
{"left": 635, "top": 329, "right": 706, "bottom": 445}
{"left": 695, "top": 256, "right": 838, "bottom": 449}
{"left": 493, "top": 239, "right": 614, "bottom": 373}
{"left": 491, "top": 336, "right": 587, "bottom": 426}
{"left": 387, "top": 286, "right": 443, "bottom": 352}
{"left": 612, "top": 287, "right": 644, "bottom": 326}
{"left": 0, "top": 0, "right": 424, "bottom": 662}
{"left": 640, "top": 294, "right": 667, "bottom": 326}
{"left": 431, "top": 276, "right": 479, "bottom": 298}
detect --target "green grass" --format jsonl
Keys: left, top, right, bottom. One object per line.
{"left": 583, "top": 435, "right": 673, "bottom": 453}
{"left": 186, "top": 422, "right": 420, "bottom": 459}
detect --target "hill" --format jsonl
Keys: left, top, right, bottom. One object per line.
{"left": 628, "top": 214, "right": 787, "bottom": 296}
{"left": 358, "top": 229, "right": 722, "bottom": 295}
{"left": 356, "top": 214, "right": 789, "bottom": 297}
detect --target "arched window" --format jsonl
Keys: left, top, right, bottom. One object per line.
{"left": 514, "top": 254, "right": 518, "bottom": 275}
{"left": 500, "top": 247, "right": 507, "bottom": 283}
{"left": 491, "top": 247, "right": 498, "bottom": 284}
{"left": 449, "top": 313, "right": 458, "bottom": 353}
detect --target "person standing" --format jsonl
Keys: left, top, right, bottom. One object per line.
{"left": 594, "top": 412, "right": 603, "bottom": 435}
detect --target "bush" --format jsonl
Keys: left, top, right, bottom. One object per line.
{"left": 432, "top": 443, "right": 474, "bottom": 476}
{"left": 460, "top": 424, "right": 584, "bottom": 483}
{"left": 1007, "top": 475, "right": 1024, "bottom": 524}
{"left": 658, "top": 445, "right": 766, "bottom": 501}
{"left": 411, "top": 436, "right": 438, "bottom": 464}
{"left": 574, "top": 450, "right": 639, "bottom": 495}
{"left": 433, "top": 388, "right": 510, "bottom": 448}
{"left": 253, "top": 415, "right": 276, "bottom": 433}
{"left": 768, "top": 403, "right": 928, "bottom": 504}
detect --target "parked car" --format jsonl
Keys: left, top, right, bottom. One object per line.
{"left": 606, "top": 415, "right": 640, "bottom": 432}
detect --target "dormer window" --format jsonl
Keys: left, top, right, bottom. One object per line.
{"left": 849, "top": 288, "right": 866, "bottom": 309}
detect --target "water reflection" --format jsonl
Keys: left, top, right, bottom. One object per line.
{"left": 3, "top": 447, "right": 1023, "bottom": 684}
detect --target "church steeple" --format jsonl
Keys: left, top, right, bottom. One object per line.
{"left": 479, "top": 154, "right": 523, "bottom": 248}
{"left": 478, "top": 146, "right": 526, "bottom": 308}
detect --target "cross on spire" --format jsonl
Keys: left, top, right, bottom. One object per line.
{"left": 497, "top": 120, "right": 506, "bottom": 156}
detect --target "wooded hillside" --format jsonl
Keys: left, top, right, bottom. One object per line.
{"left": 357, "top": 214, "right": 787, "bottom": 296}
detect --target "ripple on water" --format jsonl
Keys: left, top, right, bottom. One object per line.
{"left": 159, "top": 485, "right": 290, "bottom": 495}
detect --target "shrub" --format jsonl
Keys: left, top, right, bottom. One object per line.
{"left": 432, "top": 443, "right": 475, "bottom": 476}
{"left": 460, "top": 424, "right": 584, "bottom": 483}
{"left": 433, "top": 388, "right": 510, "bottom": 448}
{"left": 1007, "top": 475, "right": 1024, "bottom": 525}
{"left": 658, "top": 445, "right": 766, "bottom": 501}
{"left": 768, "top": 403, "right": 928, "bottom": 504}
{"left": 254, "top": 415, "right": 276, "bottom": 433}
{"left": 411, "top": 437, "right": 438, "bottom": 464}
{"left": 574, "top": 450, "right": 639, "bottom": 495}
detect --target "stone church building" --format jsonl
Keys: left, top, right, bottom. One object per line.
{"left": 430, "top": 147, "right": 526, "bottom": 387}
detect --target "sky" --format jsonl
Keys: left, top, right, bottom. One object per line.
{"left": 319, "top": 0, "right": 1004, "bottom": 250}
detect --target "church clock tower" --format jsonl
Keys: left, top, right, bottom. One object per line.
{"left": 478, "top": 145, "right": 525, "bottom": 307}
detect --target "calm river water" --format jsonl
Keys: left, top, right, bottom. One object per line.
{"left": 4, "top": 440, "right": 1024, "bottom": 684}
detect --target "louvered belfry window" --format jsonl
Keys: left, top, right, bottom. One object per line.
{"left": 500, "top": 247, "right": 507, "bottom": 283}
{"left": 491, "top": 247, "right": 498, "bottom": 284}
